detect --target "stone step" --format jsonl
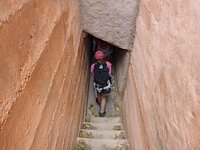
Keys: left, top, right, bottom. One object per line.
{"left": 75, "top": 138, "right": 129, "bottom": 150}
{"left": 79, "top": 129, "right": 126, "bottom": 139}
{"left": 80, "top": 122, "right": 123, "bottom": 131}
{"left": 85, "top": 117, "right": 122, "bottom": 123}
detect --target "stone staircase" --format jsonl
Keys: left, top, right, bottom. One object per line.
{"left": 74, "top": 117, "right": 129, "bottom": 150}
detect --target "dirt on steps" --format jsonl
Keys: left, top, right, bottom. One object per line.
{"left": 75, "top": 117, "right": 129, "bottom": 150}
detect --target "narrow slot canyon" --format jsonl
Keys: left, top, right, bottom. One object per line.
{"left": 84, "top": 34, "right": 130, "bottom": 118}
{"left": 1, "top": 0, "right": 200, "bottom": 150}
{"left": 74, "top": 34, "right": 131, "bottom": 149}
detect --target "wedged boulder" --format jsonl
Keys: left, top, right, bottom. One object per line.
{"left": 79, "top": 0, "right": 139, "bottom": 50}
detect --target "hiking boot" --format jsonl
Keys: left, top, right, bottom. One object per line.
{"left": 99, "top": 111, "right": 106, "bottom": 117}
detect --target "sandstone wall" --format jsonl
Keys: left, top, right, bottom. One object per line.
{"left": 123, "top": 0, "right": 200, "bottom": 150}
{"left": 0, "top": 0, "right": 89, "bottom": 149}
{"left": 78, "top": 0, "right": 139, "bottom": 50}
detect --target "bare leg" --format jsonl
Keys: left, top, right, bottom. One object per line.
{"left": 97, "top": 94, "right": 101, "bottom": 104}
{"left": 100, "top": 94, "right": 106, "bottom": 113}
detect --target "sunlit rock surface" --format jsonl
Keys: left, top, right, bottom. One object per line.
{"left": 0, "top": 0, "right": 89, "bottom": 149}
{"left": 123, "top": 0, "right": 200, "bottom": 150}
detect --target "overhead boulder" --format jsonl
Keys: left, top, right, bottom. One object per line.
{"left": 78, "top": 0, "right": 139, "bottom": 50}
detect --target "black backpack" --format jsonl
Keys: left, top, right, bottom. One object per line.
{"left": 94, "top": 62, "right": 110, "bottom": 86}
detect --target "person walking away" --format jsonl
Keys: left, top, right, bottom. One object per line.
{"left": 90, "top": 50, "right": 112, "bottom": 117}
{"left": 92, "top": 37, "right": 113, "bottom": 62}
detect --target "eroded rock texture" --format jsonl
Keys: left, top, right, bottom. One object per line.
{"left": 78, "top": 0, "right": 139, "bottom": 50}
{"left": 123, "top": 0, "right": 200, "bottom": 150}
{"left": 0, "top": 0, "right": 89, "bottom": 149}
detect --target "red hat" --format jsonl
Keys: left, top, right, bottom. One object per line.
{"left": 95, "top": 50, "right": 104, "bottom": 59}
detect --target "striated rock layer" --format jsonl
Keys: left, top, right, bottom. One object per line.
{"left": 0, "top": 0, "right": 89, "bottom": 149}
{"left": 78, "top": 0, "right": 139, "bottom": 50}
{"left": 123, "top": 0, "right": 200, "bottom": 150}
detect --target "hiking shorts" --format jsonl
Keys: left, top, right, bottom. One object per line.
{"left": 94, "top": 80, "right": 111, "bottom": 95}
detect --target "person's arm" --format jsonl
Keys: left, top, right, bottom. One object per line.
{"left": 106, "top": 61, "right": 112, "bottom": 84}
{"left": 90, "top": 64, "right": 95, "bottom": 76}
{"left": 106, "top": 61, "right": 112, "bottom": 75}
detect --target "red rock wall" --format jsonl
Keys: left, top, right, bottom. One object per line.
{"left": 123, "top": 0, "right": 200, "bottom": 150}
{"left": 0, "top": 0, "right": 89, "bottom": 149}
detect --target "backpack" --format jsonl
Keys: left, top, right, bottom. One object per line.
{"left": 94, "top": 62, "right": 110, "bottom": 86}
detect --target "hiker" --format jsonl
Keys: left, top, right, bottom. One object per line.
{"left": 92, "top": 37, "right": 113, "bottom": 62}
{"left": 90, "top": 50, "right": 112, "bottom": 117}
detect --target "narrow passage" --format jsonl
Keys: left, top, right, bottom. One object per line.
{"left": 74, "top": 35, "right": 130, "bottom": 150}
